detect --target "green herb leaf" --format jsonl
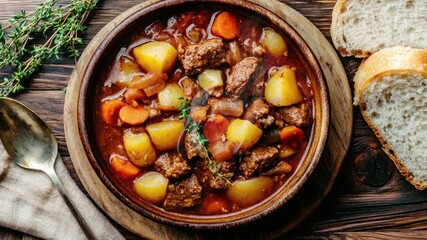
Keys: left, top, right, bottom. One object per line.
{"left": 178, "top": 97, "right": 191, "bottom": 120}
{"left": 0, "top": 0, "right": 98, "bottom": 97}
{"left": 178, "top": 98, "right": 231, "bottom": 186}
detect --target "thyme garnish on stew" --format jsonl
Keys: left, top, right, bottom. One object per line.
{"left": 178, "top": 97, "right": 231, "bottom": 186}
{"left": 0, "top": 0, "right": 98, "bottom": 97}
{"left": 178, "top": 97, "right": 191, "bottom": 120}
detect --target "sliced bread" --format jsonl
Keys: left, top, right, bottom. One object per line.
{"left": 331, "top": 0, "right": 427, "bottom": 58}
{"left": 354, "top": 47, "right": 427, "bottom": 190}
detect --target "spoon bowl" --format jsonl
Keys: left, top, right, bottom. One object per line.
{"left": 0, "top": 97, "right": 95, "bottom": 240}
{"left": 0, "top": 98, "right": 57, "bottom": 171}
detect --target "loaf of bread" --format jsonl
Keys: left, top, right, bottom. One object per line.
{"left": 354, "top": 47, "right": 427, "bottom": 190}
{"left": 331, "top": 0, "right": 427, "bottom": 57}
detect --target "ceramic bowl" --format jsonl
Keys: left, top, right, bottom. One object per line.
{"left": 77, "top": 0, "right": 329, "bottom": 229}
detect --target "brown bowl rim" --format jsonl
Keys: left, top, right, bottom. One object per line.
{"left": 77, "top": 0, "right": 329, "bottom": 229}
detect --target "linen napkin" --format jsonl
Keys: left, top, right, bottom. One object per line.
{"left": 0, "top": 142, "right": 125, "bottom": 240}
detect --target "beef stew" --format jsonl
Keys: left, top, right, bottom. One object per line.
{"left": 93, "top": 8, "right": 315, "bottom": 216}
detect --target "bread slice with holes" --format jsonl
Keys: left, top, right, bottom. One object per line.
{"left": 331, "top": 0, "right": 427, "bottom": 58}
{"left": 354, "top": 47, "right": 427, "bottom": 190}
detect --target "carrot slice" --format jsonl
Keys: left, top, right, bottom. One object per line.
{"left": 206, "top": 201, "right": 225, "bottom": 214}
{"left": 110, "top": 156, "right": 141, "bottom": 180}
{"left": 211, "top": 11, "right": 239, "bottom": 40}
{"left": 101, "top": 99, "right": 126, "bottom": 125}
{"left": 203, "top": 114, "right": 230, "bottom": 143}
{"left": 279, "top": 126, "right": 305, "bottom": 143}
{"left": 119, "top": 105, "right": 150, "bottom": 125}
{"left": 203, "top": 197, "right": 228, "bottom": 215}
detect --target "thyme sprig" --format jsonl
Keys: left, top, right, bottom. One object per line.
{"left": 207, "top": 158, "right": 232, "bottom": 186}
{"left": 178, "top": 97, "right": 231, "bottom": 186}
{"left": 178, "top": 97, "right": 191, "bottom": 120}
{"left": 186, "top": 121, "right": 209, "bottom": 157}
{"left": 0, "top": 0, "right": 98, "bottom": 96}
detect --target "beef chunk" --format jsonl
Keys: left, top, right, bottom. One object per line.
{"left": 242, "top": 99, "right": 274, "bottom": 128}
{"left": 155, "top": 153, "right": 190, "bottom": 179}
{"left": 178, "top": 39, "right": 226, "bottom": 75}
{"left": 226, "top": 57, "right": 260, "bottom": 99}
{"left": 164, "top": 174, "right": 203, "bottom": 210}
{"left": 196, "top": 159, "right": 235, "bottom": 190}
{"left": 207, "top": 86, "right": 224, "bottom": 98}
{"left": 274, "top": 102, "right": 311, "bottom": 128}
{"left": 185, "top": 130, "right": 206, "bottom": 160}
{"left": 249, "top": 76, "right": 265, "bottom": 97}
{"left": 181, "top": 77, "right": 201, "bottom": 100}
{"left": 190, "top": 105, "right": 208, "bottom": 124}
{"left": 239, "top": 146, "right": 279, "bottom": 179}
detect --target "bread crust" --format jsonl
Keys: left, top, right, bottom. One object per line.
{"left": 330, "top": 0, "right": 346, "bottom": 55}
{"left": 354, "top": 47, "right": 427, "bottom": 104}
{"left": 361, "top": 110, "right": 425, "bottom": 190}
{"left": 331, "top": 0, "right": 372, "bottom": 58}
{"left": 354, "top": 47, "right": 427, "bottom": 190}
{"left": 331, "top": 1, "right": 427, "bottom": 58}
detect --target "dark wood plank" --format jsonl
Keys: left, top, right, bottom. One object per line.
{"left": 293, "top": 231, "right": 427, "bottom": 240}
{"left": 281, "top": 0, "right": 336, "bottom": 38}
{"left": 1, "top": 0, "right": 426, "bottom": 239}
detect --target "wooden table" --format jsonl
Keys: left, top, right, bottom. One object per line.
{"left": 1, "top": 0, "right": 426, "bottom": 239}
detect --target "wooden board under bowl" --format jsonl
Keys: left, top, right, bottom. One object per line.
{"left": 64, "top": 0, "right": 353, "bottom": 239}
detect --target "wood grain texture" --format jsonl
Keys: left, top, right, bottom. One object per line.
{"left": 0, "top": 0, "right": 426, "bottom": 239}
{"left": 294, "top": 231, "right": 427, "bottom": 240}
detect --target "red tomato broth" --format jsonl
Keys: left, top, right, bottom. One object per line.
{"left": 92, "top": 8, "right": 314, "bottom": 216}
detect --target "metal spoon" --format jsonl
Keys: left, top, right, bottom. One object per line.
{"left": 0, "top": 97, "right": 95, "bottom": 240}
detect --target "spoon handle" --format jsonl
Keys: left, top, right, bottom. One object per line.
{"left": 44, "top": 167, "right": 96, "bottom": 240}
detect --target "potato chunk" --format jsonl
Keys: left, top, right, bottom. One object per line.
{"left": 146, "top": 120, "right": 184, "bottom": 151}
{"left": 197, "top": 69, "right": 223, "bottom": 91}
{"left": 226, "top": 176, "right": 274, "bottom": 206}
{"left": 261, "top": 28, "right": 287, "bottom": 58}
{"left": 134, "top": 172, "right": 169, "bottom": 204}
{"left": 265, "top": 68, "right": 303, "bottom": 106}
{"left": 158, "top": 83, "right": 185, "bottom": 110}
{"left": 226, "top": 119, "right": 262, "bottom": 152}
{"left": 123, "top": 131, "right": 157, "bottom": 167}
{"left": 133, "top": 41, "right": 178, "bottom": 74}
